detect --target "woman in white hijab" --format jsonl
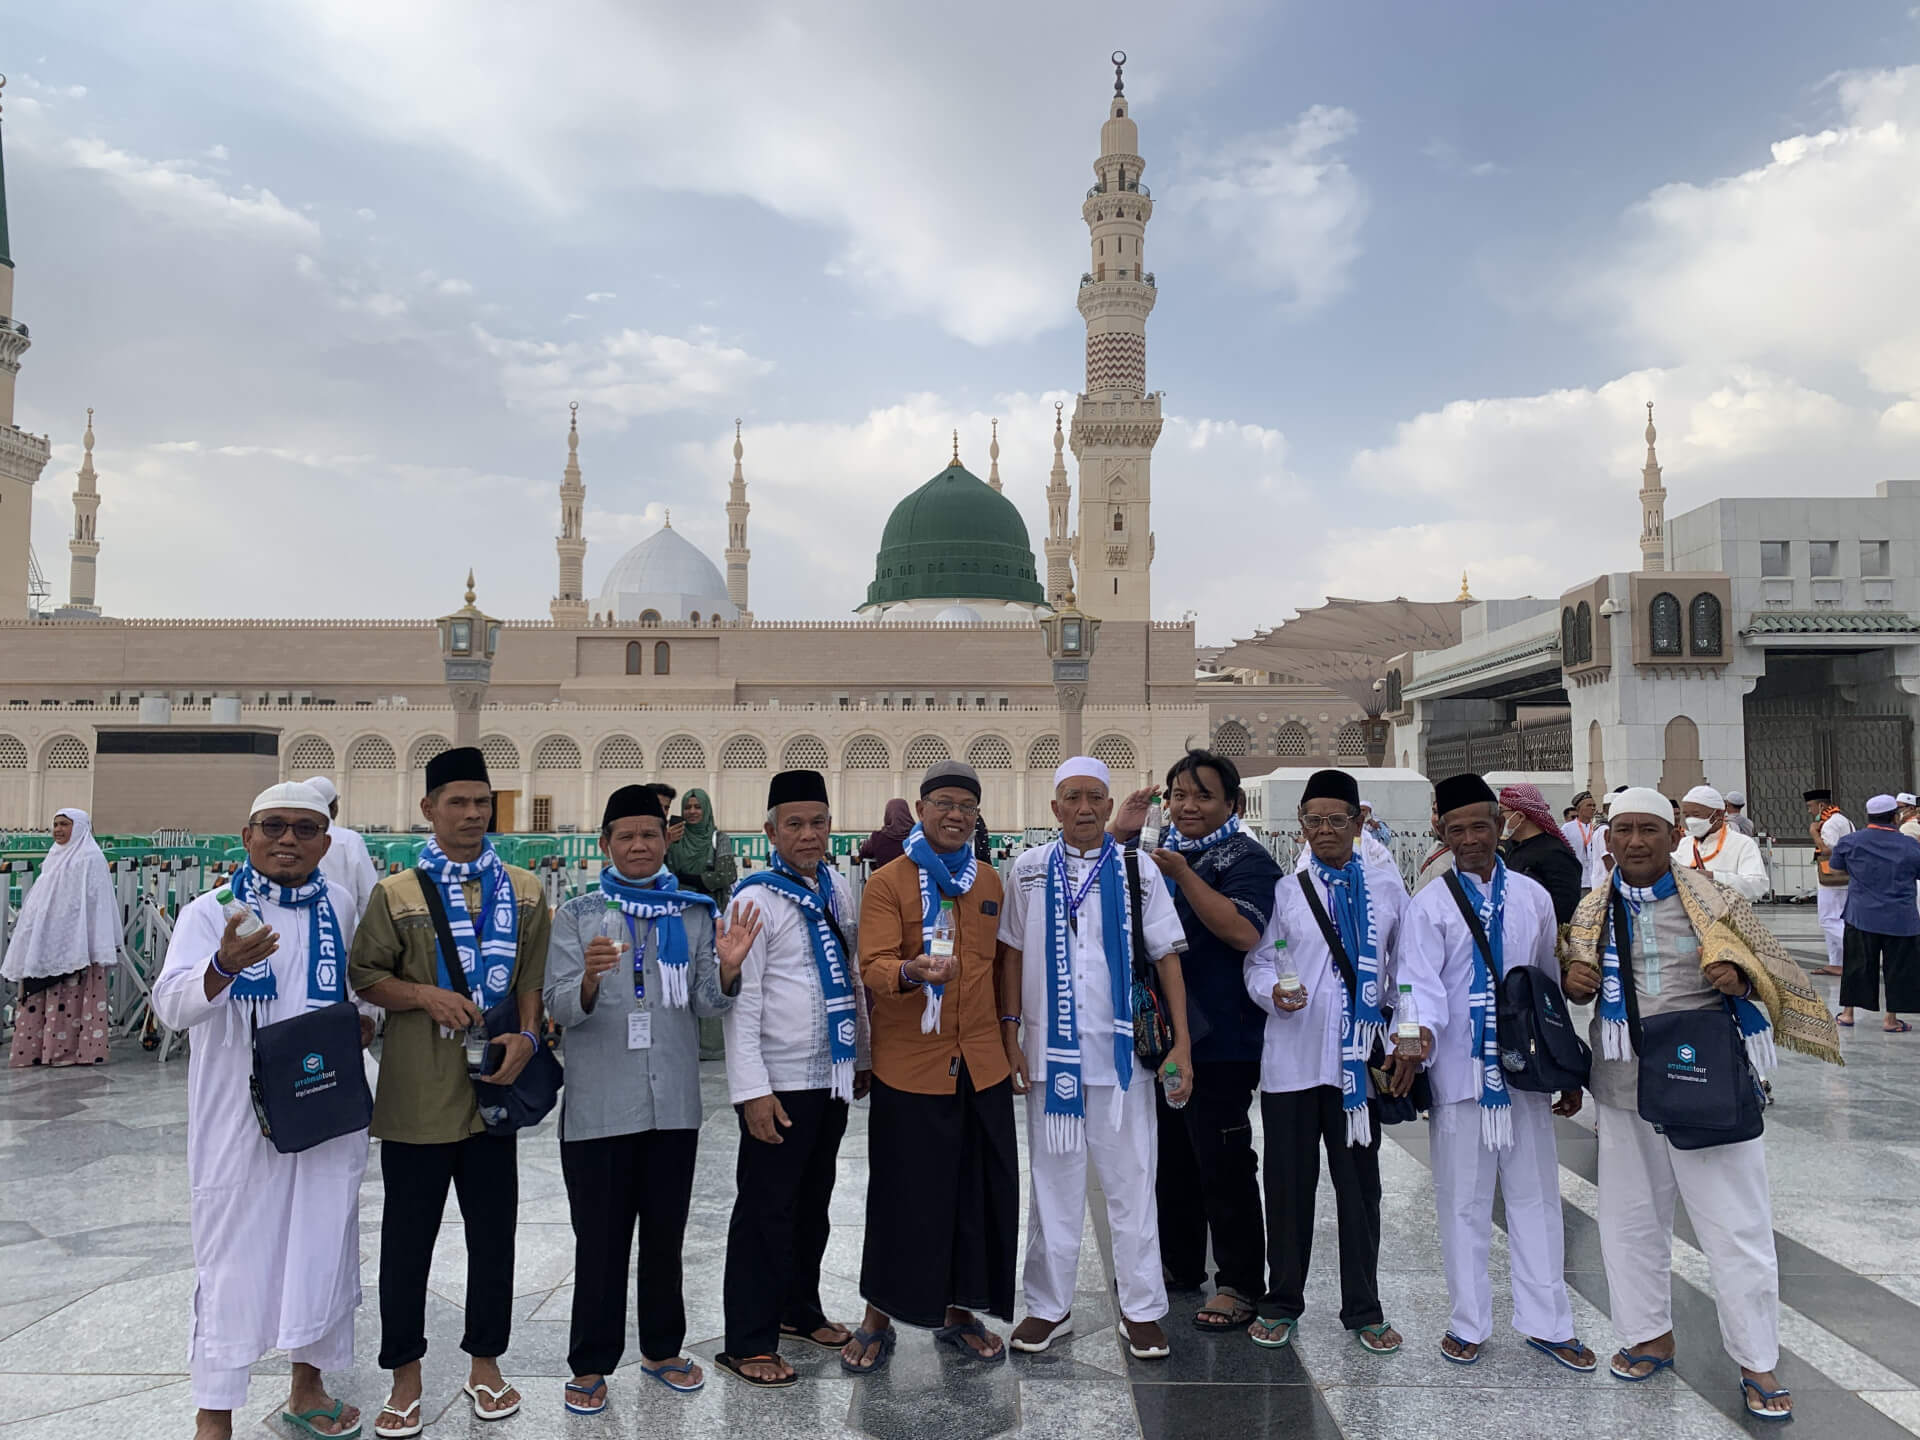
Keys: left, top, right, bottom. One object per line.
{"left": 4, "top": 808, "right": 119, "bottom": 1067}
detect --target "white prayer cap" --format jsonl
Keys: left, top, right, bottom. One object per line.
{"left": 249, "top": 781, "right": 330, "bottom": 819}
{"left": 304, "top": 775, "right": 339, "bottom": 806}
{"left": 1609, "top": 787, "right": 1674, "bottom": 825}
{"left": 1359, "top": 798, "right": 1375, "bottom": 810}
{"left": 1867, "top": 793, "right": 1900, "bottom": 817}
{"left": 1053, "top": 756, "right": 1112, "bottom": 792}
{"left": 1725, "top": 790, "right": 1747, "bottom": 807}
{"left": 1682, "top": 784, "right": 1725, "bottom": 810}
{"left": 1899, "top": 792, "right": 1919, "bottom": 808}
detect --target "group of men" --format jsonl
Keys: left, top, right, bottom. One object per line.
{"left": 157, "top": 742, "right": 1847, "bottom": 1437}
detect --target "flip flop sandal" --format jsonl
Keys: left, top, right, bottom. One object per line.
{"left": 1355, "top": 1323, "right": 1401, "bottom": 1355}
{"left": 1838, "top": 1016, "right": 1855, "bottom": 1027}
{"left": 839, "top": 1325, "right": 897, "bottom": 1375}
{"left": 781, "top": 1322, "right": 853, "bottom": 1351}
{"left": 372, "top": 1399, "right": 422, "bottom": 1440}
{"left": 1526, "top": 1336, "right": 1597, "bottom": 1372}
{"left": 563, "top": 1379, "right": 607, "bottom": 1416}
{"left": 1741, "top": 1375, "right": 1794, "bottom": 1421}
{"left": 1248, "top": 1317, "right": 1295, "bottom": 1349}
{"left": 281, "top": 1401, "right": 362, "bottom": 1439}
{"left": 463, "top": 1380, "right": 521, "bottom": 1422}
{"left": 715, "top": 1352, "right": 798, "bottom": 1388}
{"left": 1610, "top": 1349, "right": 1676, "bottom": 1382}
{"left": 1886, "top": 1020, "right": 1913, "bottom": 1033}
{"left": 934, "top": 1319, "right": 1007, "bottom": 1364}
{"left": 641, "top": 1358, "right": 706, "bottom": 1393}
{"left": 1439, "top": 1332, "right": 1481, "bottom": 1365}
{"left": 1192, "top": 1290, "right": 1256, "bottom": 1332}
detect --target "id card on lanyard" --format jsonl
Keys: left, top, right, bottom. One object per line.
{"left": 622, "top": 911, "right": 652, "bottom": 1050}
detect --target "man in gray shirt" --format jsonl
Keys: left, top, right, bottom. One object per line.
{"left": 544, "top": 785, "right": 758, "bottom": 1415}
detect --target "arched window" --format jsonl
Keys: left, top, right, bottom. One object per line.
{"left": 1113, "top": 510, "right": 1125, "bottom": 532}
{"left": 44, "top": 736, "right": 91, "bottom": 770}
{"left": 966, "top": 735, "right": 1013, "bottom": 770}
{"left": 689, "top": 611, "right": 701, "bottom": 625}
{"left": 287, "top": 736, "right": 336, "bottom": 772}
{"left": 408, "top": 734, "right": 452, "bottom": 770}
{"left": 782, "top": 735, "right": 829, "bottom": 769}
{"left": 347, "top": 736, "right": 396, "bottom": 770}
{"left": 532, "top": 736, "right": 582, "bottom": 769}
{"left": 1649, "top": 592, "right": 1682, "bottom": 656}
{"left": 0, "top": 736, "right": 26, "bottom": 769}
{"left": 1210, "top": 720, "right": 1252, "bottom": 756}
{"left": 653, "top": 642, "right": 671, "bottom": 675}
{"left": 1089, "top": 734, "right": 1136, "bottom": 770}
{"left": 639, "top": 609, "right": 662, "bottom": 626}
{"left": 843, "top": 735, "right": 892, "bottom": 770}
{"left": 658, "top": 735, "right": 706, "bottom": 769}
{"left": 480, "top": 736, "right": 520, "bottom": 772}
{"left": 1562, "top": 608, "right": 1578, "bottom": 665}
{"left": 625, "top": 642, "right": 642, "bottom": 675}
{"left": 1385, "top": 668, "right": 1404, "bottom": 713}
{"left": 1689, "top": 593, "right": 1723, "bottom": 656}
{"left": 1027, "top": 735, "right": 1062, "bottom": 770}
{"left": 1274, "top": 722, "right": 1309, "bottom": 757}
{"left": 904, "top": 735, "right": 953, "bottom": 770}
{"left": 1661, "top": 715, "right": 1702, "bottom": 794}
{"left": 596, "top": 735, "right": 644, "bottom": 770}
{"left": 1334, "top": 721, "right": 1367, "bottom": 759}
{"left": 720, "top": 735, "right": 769, "bottom": 769}
{"left": 1575, "top": 601, "right": 1593, "bottom": 665}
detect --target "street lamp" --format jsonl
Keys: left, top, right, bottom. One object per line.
{"left": 437, "top": 570, "right": 500, "bottom": 747}
{"left": 1040, "top": 591, "right": 1101, "bottom": 758}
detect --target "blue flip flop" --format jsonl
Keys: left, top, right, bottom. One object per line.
{"left": 839, "top": 1325, "right": 897, "bottom": 1376}
{"left": 933, "top": 1319, "right": 1007, "bottom": 1364}
{"left": 1526, "top": 1336, "right": 1598, "bottom": 1372}
{"left": 1741, "top": 1375, "right": 1793, "bottom": 1421}
{"left": 1440, "top": 1331, "right": 1481, "bottom": 1365}
{"left": 563, "top": 1378, "right": 607, "bottom": 1415}
{"left": 641, "top": 1358, "right": 705, "bottom": 1393}
{"left": 1610, "top": 1348, "right": 1675, "bottom": 1381}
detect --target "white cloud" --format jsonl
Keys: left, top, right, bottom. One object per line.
{"left": 1421, "top": 138, "right": 1501, "bottom": 177}
{"left": 354, "top": 206, "right": 376, "bottom": 220}
{"left": 470, "top": 324, "right": 774, "bottom": 423}
{"left": 434, "top": 276, "right": 473, "bottom": 296}
{"left": 204, "top": 143, "right": 230, "bottom": 161}
{"left": 584, "top": 291, "right": 616, "bottom": 303}
{"left": 1179, "top": 105, "right": 1369, "bottom": 310}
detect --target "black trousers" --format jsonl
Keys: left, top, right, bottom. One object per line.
{"left": 1154, "top": 1079, "right": 1208, "bottom": 1287}
{"left": 860, "top": 1065, "right": 1018, "bottom": 1327}
{"left": 1174, "top": 1059, "right": 1265, "bottom": 1300}
{"left": 561, "top": 1128, "right": 699, "bottom": 1374}
{"left": 1842, "top": 924, "right": 1920, "bottom": 1012}
{"left": 378, "top": 1133, "right": 518, "bottom": 1370}
{"left": 1258, "top": 1087, "right": 1382, "bottom": 1328}
{"left": 723, "top": 1088, "right": 847, "bottom": 1357}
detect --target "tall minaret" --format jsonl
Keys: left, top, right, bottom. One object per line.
{"left": 724, "top": 418, "right": 752, "bottom": 621}
{"left": 987, "top": 418, "right": 1002, "bottom": 492}
{"left": 1639, "top": 401, "right": 1667, "bottom": 572}
{"left": 0, "top": 77, "right": 53, "bottom": 620}
{"left": 550, "top": 402, "right": 589, "bottom": 626}
{"left": 1044, "top": 401, "right": 1075, "bottom": 605}
{"left": 67, "top": 409, "right": 101, "bottom": 614}
{"left": 1070, "top": 51, "right": 1162, "bottom": 622}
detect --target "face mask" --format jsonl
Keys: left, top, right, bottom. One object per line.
{"left": 1684, "top": 816, "right": 1713, "bottom": 839}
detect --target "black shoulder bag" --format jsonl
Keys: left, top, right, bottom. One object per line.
{"left": 248, "top": 999, "right": 373, "bottom": 1154}
{"left": 1442, "top": 872, "right": 1591, "bottom": 1094}
{"left": 1606, "top": 888, "right": 1762, "bottom": 1150}
{"left": 1297, "top": 870, "right": 1429, "bottom": 1123}
{"left": 1123, "top": 845, "right": 1175, "bottom": 1069}
{"left": 416, "top": 873, "right": 563, "bottom": 1136}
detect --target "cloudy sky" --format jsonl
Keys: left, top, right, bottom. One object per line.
{"left": 6, "top": 0, "right": 1920, "bottom": 641}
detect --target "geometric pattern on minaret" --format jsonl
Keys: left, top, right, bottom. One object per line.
{"left": 1639, "top": 400, "right": 1667, "bottom": 573}
{"left": 1044, "top": 401, "right": 1075, "bottom": 605}
{"left": 67, "top": 408, "right": 101, "bottom": 613}
{"left": 550, "top": 401, "right": 590, "bottom": 626}
{"left": 1069, "top": 52, "right": 1162, "bottom": 622}
{"left": 0, "top": 76, "right": 52, "bottom": 620}
{"left": 725, "top": 418, "right": 752, "bottom": 621}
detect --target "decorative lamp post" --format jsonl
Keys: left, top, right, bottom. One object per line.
{"left": 438, "top": 570, "right": 500, "bottom": 747}
{"left": 1040, "top": 592, "right": 1101, "bottom": 758}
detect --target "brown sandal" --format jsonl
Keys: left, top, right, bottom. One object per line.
{"left": 1192, "top": 1289, "right": 1256, "bottom": 1331}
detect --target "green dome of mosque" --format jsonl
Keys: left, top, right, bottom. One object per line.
{"left": 864, "top": 459, "right": 1045, "bottom": 609}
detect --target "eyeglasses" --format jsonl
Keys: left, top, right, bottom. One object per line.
{"left": 254, "top": 818, "right": 326, "bottom": 842}
{"left": 1299, "top": 814, "right": 1357, "bottom": 833}
{"left": 926, "top": 799, "right": 980, "bottom": 818}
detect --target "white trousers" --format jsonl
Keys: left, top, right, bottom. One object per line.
{"left": 191, "top": 1309, "right": 354, "bottom": 1411}
{"left": 1595, "top": 1102, "right": 1779, "bottom": 1371}
{"left": 1818, "top": 886, "right": 1847, "bottom": 968}
{"left": 1022, "top": 1078, "right": 1167, "bottom": 1324}
{"left": 1428, "top": 1094, "right": 1576, "bottom": 1346}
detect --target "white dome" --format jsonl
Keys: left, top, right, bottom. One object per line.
{"left": 934, "top": 604, "right": 983, "bottom": 624}
{"left": 592, "top": 524, "right": 737, "bottom": 624}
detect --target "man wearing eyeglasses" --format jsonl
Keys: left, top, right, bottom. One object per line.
{"left": 844, "top": 760, "right": 1019, "bottom": 1373}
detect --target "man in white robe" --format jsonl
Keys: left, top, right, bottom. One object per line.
{"left": 153, "top": 782, "right": 373, "bottom": 1440}
{"left": 1561, "top": 792, "right": 1601, "bottom": 883}
{"left": 306, "top": 775, "right": 379, "bottom": 919}
{"left": 998, "top": 757, "right": 1194, "bottom": 1361}
{"left": 1808, "top": 788, "right": 1853, "bottom": 975}
{"left": 1674, "top": 785, "right": 1768, "bottom": 903}
{"left": 1397, "top": 773, "right": 1590, "bottom": 1372}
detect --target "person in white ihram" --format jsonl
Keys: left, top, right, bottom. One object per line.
{"left": 305, "top": 775, "right": 380, "bottom": 919}
{"left": 1672, "top": 786, "right": 1768, "bottom": 903}
{"left": 2, "top": 806, "right": 118, "bottom": 1069}
{"left": 152, "top": 782, "right": 376, "bottom": 1440}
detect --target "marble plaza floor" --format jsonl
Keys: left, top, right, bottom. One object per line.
{"left": 2, "top": 906, "right": 1919, "bottom": 1438}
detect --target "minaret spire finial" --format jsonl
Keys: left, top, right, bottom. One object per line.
{"left": 1639, "top": 399, "right": 1668, "bottom": 571}
{"left": 84, "top": 408, "right": 94, "bottom": 451}
{"left": 465, "top": 569, "right": 476, "bottom": 606}
{"left": 725, "top": 417, "right": 753, "bottom": 620}
{"left": 951, "top": 429, "right": 960, "bottom": 466}
{"left": 664, "top": 507, "right": 671, "bottom": 529}
{"left": 1457, "top": 570, "right": 1474, "bottom": 603}
{"left": 988, "top": 418, "right": 1002, "bottom": 491}
{"left": 551, "top": 401, "right": 589, "bottom": 625}
{"left": 1112, "top": 50, "right": 1126, "bottom": 96}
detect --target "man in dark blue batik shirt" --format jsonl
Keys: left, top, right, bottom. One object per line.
{"left": 1830, "top": 794, "right": 1920, "bottom": 1034}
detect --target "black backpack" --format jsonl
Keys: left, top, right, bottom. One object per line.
{"left": 1442, "top": 871, "right": 1592, "bottom": 1094}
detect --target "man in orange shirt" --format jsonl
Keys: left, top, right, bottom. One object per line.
{"left": 845, "top": 759, "right": 1018, "bottom": 1374}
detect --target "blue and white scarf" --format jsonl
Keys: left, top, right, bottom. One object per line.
{"left": 599, "top": 865, "right": 716, "bottom": 1009}
{"left": 734, "top": 854, "right": 858, "bottom": 1101}
{"left": 1309, "top": 854, "right": 1385, "bottom": 1147}
{"left": 902, "top": 823, "right": 975, "bottom": 1035}
{"left": 224, "top": 864, "right": 347, "bottom": 1014}
{"left": 1162, "top": 813, "right": 1246, "bottom": 855}
{"left": 1454, "top": 862, "right": 1513, "bottom": 1151}
{"left": 1600, "top": 870, "right": 1777, "bottom": 1074}
{"left": 417, "top": 839, "right": 520, "bottom": 1014}
{"left": 1041, "top": 837, "right": 1134, "bottom": 1153}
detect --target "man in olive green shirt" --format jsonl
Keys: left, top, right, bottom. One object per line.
{"left": 348, "top": 747, "right": 550, "bottom": 1436}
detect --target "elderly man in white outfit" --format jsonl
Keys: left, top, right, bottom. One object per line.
{"left": 1397, "top": 772, "right": 1591, "bottom": 1372}
{"left": 1674, "top": 786, "right": 1768, "bottom": 903}
{"left": 153, "top": 782, "right": 374, "bottom": 1440}
{"left": 999, "top": 756, "right": 1195, "bottom": 1362}
{"left": 304, "top": 775, "right": 379, "bottom": 919}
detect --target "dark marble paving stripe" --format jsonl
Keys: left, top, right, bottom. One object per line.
{"left": 1132, "top": 1380, "right": 1343, "bottom": 1439}
{"left": 1388, "top": 1127, "right": 1912, "bottom": 1440}
{"left": 1548, "top": 1115, "right": 1920, "bottom": 1387}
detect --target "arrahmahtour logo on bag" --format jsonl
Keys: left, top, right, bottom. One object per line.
{"left": 1666, "top": 1043, "right": 1707, "bottom": 1085}
{"left": 294, "top": 1051, "right": 339, "bottom": 1097}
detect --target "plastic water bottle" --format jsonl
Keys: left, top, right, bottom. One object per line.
{"left": 600, "top": 899, "right": 632, "bottom": 957}
{"left": 1140, "top": 796, "right": 1167, "bottom": 851}
{"left": 215, "top": 888, "right": 264, "bottom": 938}
{"left": 1162, "top": 1059, "right": 1189, "bottom": 1110}
{"left": 1394, "top": 982, "right": 1423, "bottom": 1056}
{"left": 930, "top": 899, "right": 957, "bottom": 959}
{"left": 1275, "top": 939, "right": 1302, "bottom": 1002}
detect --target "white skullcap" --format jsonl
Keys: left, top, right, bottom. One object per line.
{"left": 1053, "top": 756, "right": 1112, "bottom": 791}
{"left": 1899, "top": 792, "right": 1918, "bottom": 809}
{"left": 250, "top": 781, "right": 330, "bottom": 819}
{"left": 304, "top": 775, "right": 339, "bottom": 806}
{"left": 1609, "top": 787, "right": 1674, "bottom": 825}
{"left": 1867, "top": 793, "right": 1900, "bottom": 816}
{"left": 1682, "top": 784, "right": 1725, "bottom": 810}
{"left": 1725, "top": 790, "right": 1747, "bottom": 807}
{"left": 1360, "top": 798, "right": 1375, "bottom": 809}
